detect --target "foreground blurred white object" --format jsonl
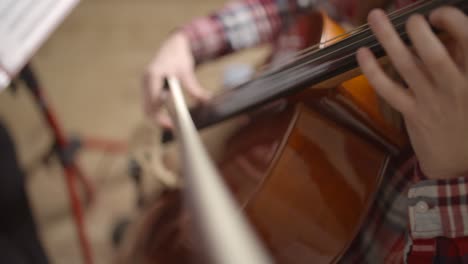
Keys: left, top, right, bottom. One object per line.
{"left": 0, "top": 0, "right": 79, "bottom": 91}
{"left": 165, "top": 76, "right": 273, "bottom": 264}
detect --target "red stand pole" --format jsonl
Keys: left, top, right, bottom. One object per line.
{"left": 19, "top": 63, "right": 129, "bottom": 264}
{"left": 19, "top": 64, "right": 127, "bottom": 264}
{"left": 63, "top": 165, "right": 94, "bottom": 264}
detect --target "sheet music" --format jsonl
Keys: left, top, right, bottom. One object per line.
{"left": 0, "top": 0, "right": 79, "bottom": 91}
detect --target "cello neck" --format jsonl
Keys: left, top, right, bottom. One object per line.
{"left": 162, "top": 0, "right": 468, "bottom": 143}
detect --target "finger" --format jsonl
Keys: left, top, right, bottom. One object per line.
{"left": 406, "top": 14, "right": 462, "bottom": 86}
{"left": 142, "top": 83, "right": 156, "bottom": 117}
{"left": 357, "top": 47, "right": 415, "bottom": 116}
{"left": 179, "top": 71, "right": 211, "bottom": 102}
{"left": 443, "top": 38, "right": 465, "bottom": 72}
{"left": 142, "top": 69, "right": 164, "bottom": 113}
{"left": 430, "top": 7, "right": 468, "bottom": 71}
{"left": 368, "top": 9, "right": 432, "bottom": 96}
{"left": 156, "top": 110, "right": 174, "bottom": 130}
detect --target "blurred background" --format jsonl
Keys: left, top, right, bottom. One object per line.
{"left": 0, "top": 0, "right": 268, "bottom": 263}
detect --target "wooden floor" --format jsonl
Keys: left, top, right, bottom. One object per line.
{"left": 0, "top": 0, "right": 269, "bottom": 263}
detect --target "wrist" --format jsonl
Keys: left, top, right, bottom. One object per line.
{"left": 171, "top": 30, "right": 196, "bottom": 62}
{"left": 170, "top": 30, "right": 188, "bottom": 44}
{"left": 418, "top": 160, "right": 468, "bottom": 180}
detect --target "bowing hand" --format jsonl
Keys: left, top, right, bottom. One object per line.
{"left": 143, "top": 32, "right": 211, "bottom": 129}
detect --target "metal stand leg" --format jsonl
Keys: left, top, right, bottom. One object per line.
{"left": 18, "top": 64, "right": 126, "bottom": 264}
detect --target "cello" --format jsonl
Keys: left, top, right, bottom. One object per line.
{"left": 118, "top": 0, "right": 468, "bottom": 263}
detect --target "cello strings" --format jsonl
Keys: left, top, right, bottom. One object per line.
{"left": 257, "top": 0, "right": 428, "bottom": 74}
{"left": 258, "top": 0, "right": 428, "bottom": 73}
{"left": 278, "top": 0, "right": 456, "bottom": 86}
{"left": 253, "top": 28, "right": 410, "bottom": 102}
{"left": 258, "top": 18, "right": 408, "bottom": 82}
{"left": 248, "top": 14, "right": 414, "bottom": 96}
{"left": 253, "top": 0, "right": 434, "bottom": 85}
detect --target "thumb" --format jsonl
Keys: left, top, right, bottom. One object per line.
{"left": 156, "top": 110, "right": 174, "bottom": 130}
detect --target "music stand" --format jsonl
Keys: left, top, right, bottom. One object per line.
{"left": 1, "top": 1, "right": 127, "bottom": 263}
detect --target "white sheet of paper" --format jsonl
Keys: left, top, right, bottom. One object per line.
{"left": 0, "top": 0, "right": 79, "bottom": 92}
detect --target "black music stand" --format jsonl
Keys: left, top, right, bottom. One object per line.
{"left": 1, "top": 1, "right": 128, "bottom": 262}
{"left": 12, "top": 63, "right": 128, "bottom": 264}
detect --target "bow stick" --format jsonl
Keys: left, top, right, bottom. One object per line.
{"left": 164, "top": 76, "right": 273, "bottom": 264}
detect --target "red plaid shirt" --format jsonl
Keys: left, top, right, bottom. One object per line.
{"left": 181, "top": 0, "right": 468, "bottom": 263}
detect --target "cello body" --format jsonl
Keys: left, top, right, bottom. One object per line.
{"left": 119, "top": 11, "right": 408, "bottom": 264}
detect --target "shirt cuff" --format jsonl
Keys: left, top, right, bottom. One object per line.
{"left": 408, "top": 165, "right": 468, "bottom": 239}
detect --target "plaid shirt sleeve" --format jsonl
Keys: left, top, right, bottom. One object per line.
{"left": 181, "top": 0, "right": 317, "bottom": 63}
{"left": 407, "top": 165, "right": 468, "bottom": 263}
{"left": 180, "top": 0, "right": 419, "bottom": 64}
